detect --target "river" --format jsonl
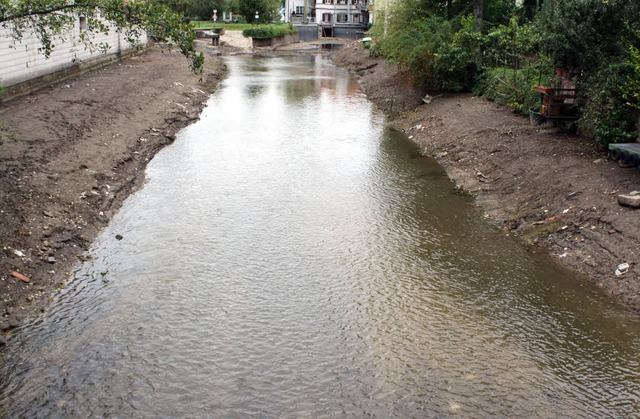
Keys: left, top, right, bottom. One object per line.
{"left": 1, "top": 55, "right": 639, "bottom": 417}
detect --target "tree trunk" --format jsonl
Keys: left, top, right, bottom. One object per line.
{"left": 472, "top": 0, "right": 483, "bottom": 32}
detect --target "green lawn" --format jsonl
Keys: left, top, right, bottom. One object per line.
{"left": 191, "top": 21, "right": 254, "bottom": 31}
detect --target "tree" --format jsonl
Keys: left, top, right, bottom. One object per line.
{"left": 186, "top": 0, "right": 238, "bottom": 21}
{"left": 0, "top": 0, "right": 204, "bottom": 74}
{"left": 238, "top": 0, "right": 279, "bottom": 23}
{"left": 472, "top": 0, "right": 483, "bottom": 31}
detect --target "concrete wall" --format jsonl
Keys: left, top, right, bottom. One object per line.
{"left": 334, "top": 26, "right": 366, "bottom": 38}
{"left": 252, "top": 33, "right": 300, "bottom": 47}
{"left": 296, "top": 25, "right": 319, "bottom": 41}
{"left": 1, "top": 20, "right": 146, "bottom": 99}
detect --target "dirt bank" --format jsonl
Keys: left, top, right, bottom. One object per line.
{"left": 334, "top": 42, "right": 640, "bottom": 314}
{"left": 0, "top": 45, "right": 227, "bottom": 342}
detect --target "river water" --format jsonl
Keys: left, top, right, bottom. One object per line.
{"left": 1, "top": 55, "right": 639, "bottom": 417}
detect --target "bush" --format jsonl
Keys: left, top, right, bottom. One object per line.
{"left": 579, "top": 60, "right": 639, "bottom": 147}
{"left": 473, "top": 66, "right": 551, "bottom": 113}
{"left": 370, "top": 15, "right": 480, "bottom": 91}
{"left": 242, "top": 23, "right": 296, "bottom": 38}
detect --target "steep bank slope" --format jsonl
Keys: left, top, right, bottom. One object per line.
{"left": 335, "top": 43, "right": 640, "bottom": 314}
{"left": 0, "top": 46, "right": 226, "bottom": 340}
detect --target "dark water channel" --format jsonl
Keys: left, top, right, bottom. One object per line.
{"left": 1, "top": 55, "right": 639, "bottom": 417}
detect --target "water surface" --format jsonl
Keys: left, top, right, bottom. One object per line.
{"left": 1, "top": 55, "right": 639, "bottom": 417}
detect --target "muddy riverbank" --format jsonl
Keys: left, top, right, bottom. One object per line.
{"left": 334, "top": 42, "right": 640, "bottom": 314}
{"left": 0, "top": 45, "right": 227, "bottom": 342}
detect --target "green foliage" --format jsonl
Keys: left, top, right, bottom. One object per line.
{"left": 238, "top": 0, "right": 279, "bottom": 23}
{"left": 473, "top": 65, "right": 551, "bottom": 113}
{"left": 370, "top": 16, "right": 452, "bottom": 89}
{"left": 591, "top": 104, "right": 637, "bottom": 147}
{"left": 580, "top": 60, "right": 639, "bottom": 147}
{"left": 483, "top": 16, "right": 538, "bottom": 68}
{"left": 242, "top": 23, "right": 296, "bottom": 38}
{"left": 186, "top": 0, "right": 239, "bottom": 21}
{"left": 0, "top": 0, "right": 204, "bottom": 74}
{"left": 434, "top": 15, "right": 482, "bottom": 90}
{"left": 370, "top": 14, "right": 479, "bottom": 91}
{"left": 535, "top": 0, "right": 637, "bottom": 72}
{"left": 621, "top": 42, "right": 640, "bottom": 112}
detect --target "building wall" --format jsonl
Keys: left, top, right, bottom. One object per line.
{"left": 0, "top": 19, "right": 147, "bottom": 89}
{"left": 284, "top": 0, "right": 313, "bottom": 22}
{"left": 314, "top": 0, "right": 368, "bottom": 25}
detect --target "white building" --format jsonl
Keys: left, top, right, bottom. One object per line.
{"left": 1, "top": 17, "right": 147, "bottom": 98}
{"left": 285, "top": 0, "right": 370, "bottom": 37}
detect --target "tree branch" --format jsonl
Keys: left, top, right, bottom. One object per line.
{"left": 1, "top": 3, "right": 83, "bottom": 23}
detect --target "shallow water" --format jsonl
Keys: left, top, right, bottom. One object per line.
{"left": 1, "top": 55, "right": 639, "bottom": 417}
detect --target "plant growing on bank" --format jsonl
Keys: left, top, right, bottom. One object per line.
{"left": 242, "top": 23, "right": 296, "bottom": 39}
{"left": 579, "top": 58, "right": 639, "bottom": 147}
{"left": 0, "top": 0, "right": 205, "bottom": 74}
{"left": 473, "top": 65, "right": 552, "bottom": 113}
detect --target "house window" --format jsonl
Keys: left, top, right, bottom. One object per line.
{"left": 79, "top": 16, "right": 87, "bottom": 31}
{"left": 323, "top": 0, "right": 332, "bottom": 4}
{"left": 322, "top": 13, "right": 332, "bottom": 22}
{"left": 336, "top": 14, "right": 348, "bottom": 23}
{"left": 353, "top": 14, "right": 362, "bottom": 24}
{"left": 295, "top": 6, "right": 304, "bottom": 14}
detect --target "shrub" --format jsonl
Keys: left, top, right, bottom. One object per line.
{"left": 579, "top": 60, "right": 639, "bottom": 147}
{"left": 370, "top": 15, "right": 480, "bottom": 91}
{"left": 474, "top": 65, "right": 552, "bottom": 113}
{"left": 242, "top": 23, "right": 296, "bottom": 38}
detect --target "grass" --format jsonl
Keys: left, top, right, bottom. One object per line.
{"left": 191, "top": 21, "right": 254, "bottom": 31}
{"left": 521, "top": 220, "right": 564, "bottom": 243}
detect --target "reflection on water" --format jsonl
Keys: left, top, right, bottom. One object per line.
{"left": 1, "top": 55, "right": 639, "bottom": 417}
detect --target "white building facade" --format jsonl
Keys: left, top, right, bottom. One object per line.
{"left": 284, "top": 0, "right": 370, "bottom": 37}
{"left": 1, "top": 17, "right": 147, "bottom": 94}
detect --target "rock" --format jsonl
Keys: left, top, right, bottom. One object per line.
{"left": 615, "top": 263, "right": 630, "bottom": 277}
{"left": 47, "top": 256, "right": 56, "bottom": 264}
{"left": 0, "top": 336, "right": 6, "bottom": 346}
{"left": 115, "top": 234, "right": 124, "bottom": 240}
{"left": 617, "top": 194, "right": 640, "bottom": 209}
{"left": 12, "top": 249, "right": 26, "bottom": 258}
